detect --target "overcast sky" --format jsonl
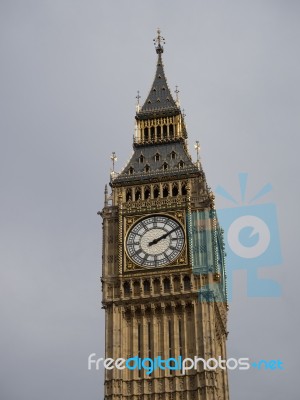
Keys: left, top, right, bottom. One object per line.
{"left": 0, "top": 1, "right": 299, "bottom": 399}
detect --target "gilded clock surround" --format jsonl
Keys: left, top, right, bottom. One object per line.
{"left": 124, "top": 212, "right": 188, "bottom": 272}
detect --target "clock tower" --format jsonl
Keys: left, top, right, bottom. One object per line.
{"left": 99, "top": 30, "right": 230, "bottom": 400}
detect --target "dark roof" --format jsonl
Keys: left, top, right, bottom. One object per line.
{"left": 136, "top": 53, "right": 180, "bottom": 120}
{"left": 112, "top": 141, "right": 200, "bottom": 186}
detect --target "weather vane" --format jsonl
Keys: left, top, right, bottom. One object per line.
{"left": 110, "top": 151, "right": 117, "bottom": 172}
{"left": 153, "top": 28, "right": 165, "bottom": 54}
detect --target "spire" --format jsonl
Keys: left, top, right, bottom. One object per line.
{"left": 137, "top": 29, "right": 179, "bottom": 119}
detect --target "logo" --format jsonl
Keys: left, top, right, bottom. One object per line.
{"left": 88, "top": 354, "right": 284, "bottom": 373}
{"left": 216, "top": 173, "right": 282, "bottom": 299}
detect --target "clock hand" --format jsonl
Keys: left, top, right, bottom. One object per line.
{"left": 148, "top": 226, "right": 180, "bottom": 246}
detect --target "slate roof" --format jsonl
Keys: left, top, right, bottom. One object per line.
{"left": 136, "top": 52, "right": 180, "bottom": 120}
{"left": 112, "top": 141, "right": 200, "bottom": 185}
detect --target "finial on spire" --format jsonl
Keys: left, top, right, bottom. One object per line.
{"left": 136, "top": 90, "right": 141, "bottom": 112}
{"left": 194, "top": 141, "right": 201, "bottom": 168}
{"left": 153, "top": 28, "right": 165, "bottom": 54}
{"left": 104, "top": 184, "right": 108, "bottom": 206}
{"left": 175, "top": 85, "right": 180, "bottom": 106}
{"left": 110, "top": 151, "right": 117, "bottom": 172}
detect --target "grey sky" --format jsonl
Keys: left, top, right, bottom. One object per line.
{"left": 0, "top": 1, "right": 299, "bottom": 399}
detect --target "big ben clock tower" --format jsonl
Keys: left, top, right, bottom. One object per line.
{"left": 99, "top": 30, "right": 230, "bottom": 400}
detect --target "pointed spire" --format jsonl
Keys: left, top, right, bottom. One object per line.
{"left": 137, "top": 29, "right": 180, "bottom": 119}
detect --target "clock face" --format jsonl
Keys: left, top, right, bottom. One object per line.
{"left": 126, "top": 215, "right": 185, "bottom": 268}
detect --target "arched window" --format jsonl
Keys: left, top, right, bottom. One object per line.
{"left": 154, "top": 153, "right": 160, "bottom": 162}
{"left": 163, "top": 184, "right": 169, "bottom": 198}
{"left": 169, "top": 124, "right": 174, "bottom": 138}
{"left": 183, "top": 276, "right": 191, "bottom": 291}
{"left": 182, "top": 182, "right": 187, "bottom": 195}
{"left": 172, "top": 183, "right": 179, "bottom": 197}
{"left": 144, "top": 127, "right": 149, "bottom": 142}
{"left": 173, "top": 276, "right": 180, "bottom": 292}
{"left": 135, "top": 187, "right": 141, "bottom": 201}
{"left": 150, "top": 126, "right": 155, "bottom": 141}
{"left": 143, "top": 280, "right": 150, "bottom": 294}
{"left": 157, "top": 125, "right": 161, "bottom": 140}
{"left": 133, "top": 281, "right": 140, "bottom": 296}
{"left": 153, "top": 278, "right": 160, "bottom": 295}
{"left": 163, "top": 162, "right": 168, "bottom": 171}
{"left": 164, "top": 278, "right": 171, "bottom": 292}
{"left": 178, "top": 160, "right": 184, "bottom": 168}
{"left": 126, "top": 188, "right": 132, "bottom": 202}
{"left": 170, "top": 151, "right": 176, "bottom": 160}
{"left": 128, "top": 167, "right": 134, "bottom": 175}
{"left": 153, "top": 185, "right": 160, "bottom": 198}
{"left": 124, "top": 282, "right": 130, "bottom": 295}
{"left": 139, "top": 155, "right": 144, "bottom": 163}
{"left": 144, "top": 186, "right": 151, "bottom": 199}
{"left": 145, "top": 164, "right": 150, "bottom": 172}
{"left": 163, "top": 125, "right": 168, "bottom": 139}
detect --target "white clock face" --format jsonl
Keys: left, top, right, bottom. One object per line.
{"left": 126, "top": 215, "right": 185, "bottom": 268}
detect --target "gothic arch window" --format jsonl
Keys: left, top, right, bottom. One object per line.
{"left": 172, "top": 182, "right": 179, "bottom": 197}
{"left": 128, "top": 167, "right": 134, "bottom": 175}
{"left": 144, "top": 186, "right": 151, "bottom": 199}
{"left": 144, "top": 127, "right": 149, "bottom": 142}
{"left": 163, "top": 162, "right": 168, "bottom": 171}
{"left": 139, "top": 154, "right": 144, "bottom": 163}
{"left": 157, "top": 125, "right": 161, "bottom": 140}
{"left": 135, "top": 187, "right": 141, "bottom": 201}
{"left": 164, "top": 278, "right": 171, "bottom": 292}
{"left": 126, "top": 188, "right": 132, "bottom": 202}
{"left": 178, "top": 160, "right": 184, "bottom": 168}
{"left": 163, "top": 125, "right": 168, "bottom": 139}
{"left": 182, "top": 182, "right": 187, "bottom": 195}
{"left": 153, "top": 185, "right": 160, "bottom": 198}
{"left": 163, "top": 183, "right": 169, "bottom": 198}
{"left": 170, "top": 151, "right": 176, "bottom": 160}
{"left": 144, "top": 164, "right": 150, "bottom": 173}
{"left": 169, "top": 124, "right": 174, "bottom": 138}
{"left": 154, "top": 153, "right": 160, "bottom": 162}
{"left": 183, "top": 276, "right": 191, "bottom": 291}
